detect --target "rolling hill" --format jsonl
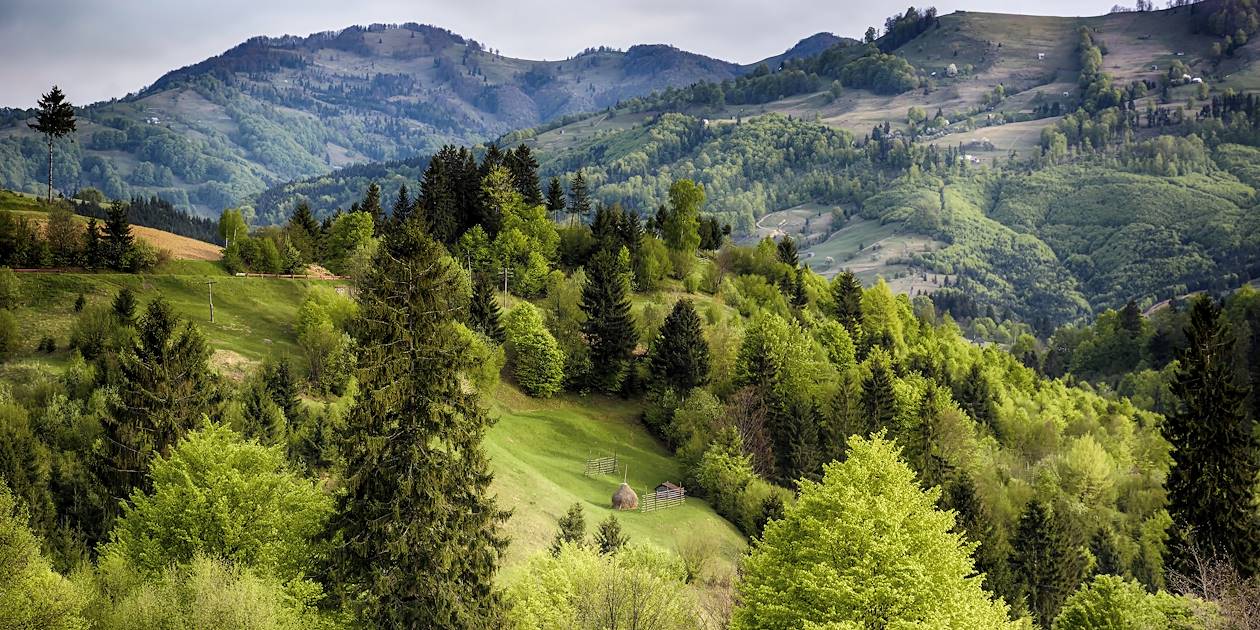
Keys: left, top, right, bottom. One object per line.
{"left": 0, "top": 24, "right": 841, "bottom": 217}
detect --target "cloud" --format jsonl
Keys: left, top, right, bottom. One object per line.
{"left": 0, "top": 0, "right": 1117, "bottom": 108}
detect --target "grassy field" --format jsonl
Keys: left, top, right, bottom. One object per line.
{"left": 802, "top": 218, "right": 948, "bottom": 295}
{"left": 485, "top": 383, "right": 746, "bottom": 577}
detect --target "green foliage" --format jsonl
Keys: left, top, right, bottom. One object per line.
{"left": 323, "top": 211, "right": 376, "bottom": 276}
{"left": 580, "top": 248, "right": 637, "bottom": 392}
{"left": 0, "top": 482, "right": 87, "bottom": 629}
{"left": 1052, "top": 575, "right": 1203, "bottom": 630}
{"left": 1009, "top": 501, "right": 1089, "bottom": 627}
{"left": 733, "top": 434, "right": 1018, "bottom": 630}
{"left": 648, "top": 299, "right": 710, "bottom": 391}
{"left": 663, "top": 180, "right": 704, "bottom": 255}
{"left": 325, "top": 219, "right": 508, "bottom": 628}
{"left": 593, "top": 514, "right": 629, "bottom": 556}
{"left": 504, "top": 303, "right": 565, "bottom": 398}
{"left": 507, "top": 544, "right": 700, "bottom": 630}
{"left": 550, "top": 503, "right": 587, "bottom": 555}
{"left": 103, "top": 423, "right": 333, "bottom": 581}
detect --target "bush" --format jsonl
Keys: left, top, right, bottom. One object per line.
{"left": 0, "top": 267, "right": 19, "bottom": 309}
{"left": 1053, "top": 575, "right": 1204, "bottom": 630}
{"left": 503, "top": 303, "right": 565, "bottom": 398}
{"left": 0, "top": 310, "right": 17, "bottom": 359}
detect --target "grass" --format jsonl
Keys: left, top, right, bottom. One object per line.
{"left": 485, "top": 383, "right": 746, "bottom": 577}
{"left": 11, "top": 272, "right": 342, "bottom": 367}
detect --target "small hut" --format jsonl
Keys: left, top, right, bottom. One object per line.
{"left": 612, "top": 483, "right": 639, "bottom": 510}
{"left": 654, "top": 482, "right": 685, "bottom": 499}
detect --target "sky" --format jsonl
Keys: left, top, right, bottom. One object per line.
{"left": 0, "top": 0, "right": 1120, "bottom": 108}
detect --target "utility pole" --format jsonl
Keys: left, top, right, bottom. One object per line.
{"left": 204, "top": 280, "right": 217, "bottom": 323}
{"left": 499, "top": 261, "right": 514, "bottom": 303}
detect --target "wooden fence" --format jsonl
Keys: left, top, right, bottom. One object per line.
{"left": 640, "top": 488, "right": 686, "bottom": 513}
{"left": 583, "top": 454, "right": 618, "bottom": 477}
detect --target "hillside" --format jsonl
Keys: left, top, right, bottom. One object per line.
{"left": 0, "top": 24, "right": 836, "bottom": 217}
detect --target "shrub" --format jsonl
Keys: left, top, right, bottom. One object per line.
{"left": 504, "top": 303, "right": 565, "bottom": 397}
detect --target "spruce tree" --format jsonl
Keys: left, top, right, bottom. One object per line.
{"left": 1009, "top": 500, "right": 1087, "bottom": 627}
{"left": 549, "top": 502, "right": 586, "bottom": 555}
{"left": 102, "top": 297, "right": 214, "bottom": 511}
{"left": 361, "top": 182, "right": 383, "bottom": 230}
{"left": 580, "top": 248, "right": 637, "bottom": 392}
{"left": 29, "top": 86, "right": 76, "bottom": 204}
{"left": 648, "top": 299, "right": 710, "bottom": 391}
{"left": 545, "top": 176, "right": 565, "bottom": 223}
{"left": 83, "top": 218, "right": 101, "bottom": 270}
{"left": 103, "top": 201, "right": 133, "bottom": 270}
{"left": 470, "top": 273, "right": 506, "bottom": 344}
{"left": 861, "top": 350, "right": 898, "bottom": 435}
{"left": 111, "top": 286, "right": 137, "bottom": 325}
{"left": 777, "top": 236, "right": 799, "bottom": 267}
{"left": 945, "top": 474, "right": 1015, "bottom": 607}
{"left": 288, "top": 201, "right": 321, "bottom": 262}
{"left": 506, "top": 144, "right": 543, "bottom": 206}
{"left": 419, "top": 146, "right": 461, "bottom": 243}
{"left": 831, "top": 271, "right": 864, "bottom": 333}
{"left": 391, "top": 183, "right": 411, "bottom": 228}
{"left": 594, "top": 514, "right": 629, "bottom": 555}
{"left": 1119, "top": 299, "right": 1143, "bottom": 337}
{"left": 1164, "top": 296, "right": 1260, "bottom": 576}
{"left": 568, "top": 170, "right": 591, "bottom": 226}
{"left": 264, "top": 357, "right": 301, "bottom": 423}
{"left": 324, "top": 218, "right": 508, "bottom": 627}
{"left": 791, "top": 267, "right": 808, "bottom": 309}
{"left": 957, "top": 363, "right": 999, "bottom": 433}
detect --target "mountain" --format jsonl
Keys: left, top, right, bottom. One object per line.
{"left": 0, "top": 23, "right": 820, "bottom": 217}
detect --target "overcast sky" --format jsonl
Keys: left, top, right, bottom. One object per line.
{"left": 0, "top": 0, "right": 1119, "bottom": 108}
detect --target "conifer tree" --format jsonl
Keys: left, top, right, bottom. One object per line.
{"left": 506, "top": 144, "right": 543, "bottom": 206}
{"left": 83, "top": 218, "right": 101, "bottom": 270}
{"left": 288, "top": 201, "right": 321, "bottom": 262}
{"left": 1009, "top": 500, "right": 1087, "bottom": 627}
{"left": 470, "top": 273, "right": 506, "bottom": 343}
{"left": 73, "top": 293, "right": 85, "bottom": 313}
{"left": 103, "top": 201, "right": 133, "bottom": 270}
{"left": 1119, "top": 299, "right": 1143, "bottom": 337}
{"left": 112, "top": 286, "right": 137, "bottom": 325}
{"left": 777, "top": 236, "right": 799, "bottom": 267}
{"left": 419, "top": 146, "right": 461, "bottom": 243}
{"left": 861, "top": 349, "right": 898, "bottom": 435}
{"left": 791, "top": 267, "right": 807, "bottom": 309}
{"left": 102, "top": 297, "right": 214, "bottom": 511}
{"left": 391, "top": 183, "right": 411, "bottom": 228}
{"left": 264, "top": 356, "right": 302, "bottom": 423}
{"left": 324, "top": 218, "right": 508, "bottom": 627}
{"left": 648, "top": 299, "right": 710, "bottom": 391}
{"left": 945, "top": 474, "right": 1015, "bottom": 607}
{"left": 545, "top": 176, "right": 565, "bottom": 223}
{"left": 1164, "top": 296, "right": 1260, "bottom": 576}
{"left": 580, "top": 248, "right": 637, "bottom": 392}
{"left": 361, "top": 182, "right": 383, "bottom": 230}
{"left": 29, "top": 85, "right": 76, "bottom": 204}
{"left": 831, "top": 271, "right": 864, "bottom": 333}
{"left": 567, "top": 170, "right": 591, "bottom": 226}
{"left": 550, "top": 502, "right": 586, "bottom": 555}
{"left": 957, "top": 363, "right": 999, "bottom": 433}
{"left": 594, "top": 514, "right": 628, "bottom": 555}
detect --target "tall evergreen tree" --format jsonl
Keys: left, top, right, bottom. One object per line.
{"left": 648, "top": 299, "right": 710, "bottom": 391}
{"left": 390, "top": 183, "right": 412, "bottom": 227}
{"left": 102, "top": 297, "right": 214, "bottom": 514}
{"left": 29, "top": 85, "right": 76, "bottom": 204}
{"left": 861, "top": 350, "right": 898, "bottom": 435}
{"left": 549, "top": 502, "right": 586, "bottom": 555}
{"left": 83, "top": 218, "right": 101, "bottom": 270}
{"left": 470, "top": 273, "right": 506, "bottom": 344}
{"left": 264, "top": 356, "right": 302, "bottom": 424}
{"left": 1164, "top": 296, "right": 1260, "bottom": 576}
{"left": 1009, "top": 501, "right": 1087, "bottom": 627}
{"left": 103, "top": 201, "right": 133, "bottom": 270}
{"left": 506, "top": 144, "right": 543, "bottom": 206}
{"left": 945, "top": 474, "right": 1015, "bottom": 607}
{"left": 777, "top": 236, "right": 799, "bottom": 267}
{"left": 287, "top": 201, "right": 321, "bottom": 262}
{"left": 957, "top": 363, "right": 999, "bottom": 433}
{"left": 567, "top": 170, "right": 591, "bottom": 227}
{"left": 831, "top": 271, "right": 864, "bottom": 333}
{"left": 361, "top": 182, "right": 383, "bottom": 230}
{"left": 419, "top": 145, "right": 462, "bottom": 243}
{"left": 111, "top": 286, "right": 137, "bottom": 325}
{"left": 545, "top": 176, "right": 565, "bottom": 224}
{"left": 580, "top": 248, "right": 637, "bottom": 392}
{"left": 594, "top": 514, "right": 629, "bottom": 555}
{"left": 324, "top": 218, "right": 508, "bottom": 627}
{"left": 1119, "top": 299, "right": 1143, "bottom": 337}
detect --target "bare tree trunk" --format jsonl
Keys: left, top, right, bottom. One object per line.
{"left": 46, "top": 137, "right": 53, "bottom": 204}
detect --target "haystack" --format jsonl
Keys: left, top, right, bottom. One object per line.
{"left": 611, "top": 483, "right": 639, "bottom": 510}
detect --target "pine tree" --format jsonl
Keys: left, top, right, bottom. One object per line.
{"left": 957, "top": 363, "right": 999, "bottom": 433}
{"left": 791, "top": 267, "right": 808, "bottom": 309}
{"left": 945, "top": 474, "right": 1015, "bottom": 607}
{"left": 580, "top": 248, "right": 637, "bottom": 392}
{"left": 594, "top": 514, "right": 629, "bottom": 555}
{"left": 288, "top": 201, "right": 321, "bottom": 263}
{"left": 1009, "top": 501, "right": 1087, "bottom": 627}
{"left": 419, "top": 146, "right": 461, "bottom": 243}
{"left": 103, "top": 201, "right": 133, "bottom": 270}
{"left": 264, "top": 357, "right": 301, "bottom": 424}
{"left": 861, "top": 350, "right": 897, "bottom": 435}
{"left": 28, "top": 86, "right": 76, "bottom": 204}
{"left": 324, "top": 218, "right": 508, "bottom": 627}
{"left": 648, "top": 299, "right": 710, "bottom": 391}
{"left": 111, "top": 287, "right": 137, "bottom": 325}
{"left": 102, "top": 298, "right": 214, "bottom": 513}
{"left": 1164, "top": 296, "right": 1260, "bottom": 576}
{"left": 549, "top": 502, "right": 586, "bottom": 555}
{"left": 83, "top": 218, "right": 101, "bottom": 270}
{"left": 391, "top": 183, "right": 411, "bottom": 228}
{"left": 831, "top": 271, "right": 864, "bottom": 333}
{"left": 777, "top": 236, "right": 799, "bottom": 267}
{"left": 361, "top": 182, "right": 383, "bottom": 230}
{"left": 568, "top": 170, "right": 591, "bottom": 226}
{"left": 240, "top": 378, "right": 286, "bottom": 446}
{"left": 1090, "top": 527, "right": 1124, "bottom": 577}
{"left": 470, "top": 273, "right": 506, "bottom": 343}
{"left": 1119, "top": 299, "right": 1143, "bottom": 337}
{"left": 506, "top": 144, "right": 543, "bottom": 206}
{"left": 905, "top": 384, "right": 952, "bottom": 489}
{"left": 545, "top": 176, "right": 565, "bottom": 223}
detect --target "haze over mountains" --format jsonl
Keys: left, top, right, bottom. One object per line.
{"left": 0, "top": 23, "right": 844, "bottom": 214}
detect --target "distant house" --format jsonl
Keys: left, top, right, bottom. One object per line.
{"left": 1191, "top": 77, "right": 1204, "bottom": 84}
{"left": 654, "top": 482, "right": 685, "bottom": 498}
{"left": 1037, "top": 53, "right": 1046, "bottom": 60}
